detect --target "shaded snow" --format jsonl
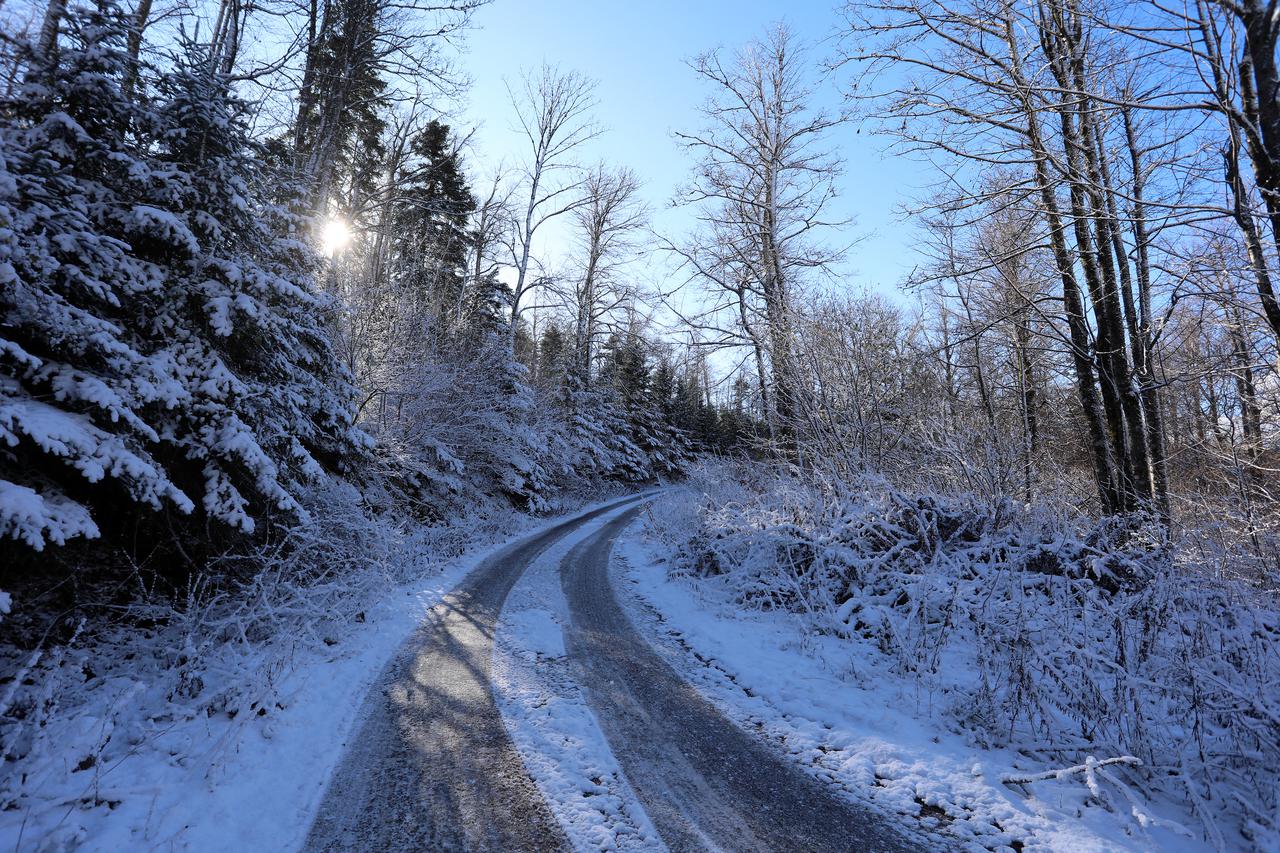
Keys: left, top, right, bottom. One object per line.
{"left": 0, "top": 564, "right": 473, "bottom": 852}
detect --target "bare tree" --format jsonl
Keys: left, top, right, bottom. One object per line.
{"left": 469, "top": 169, "right": 511, "bottom": 286}
{"left": 838, "top": 0, "right": 1175, "bottom": 516}
{"left": 913, "top": 193, "right": 1058, "bottom": 502}
{"left": 674, "top": 23, "right": 845, "bottom": 453}
{"left": 565, "top": 164, "right": 646, "bottom": 380}
{"left": 1145, "top": 0, "right": 1280, "bottom": 342}
{"left": 502, "top": 64, "right": 599, "bottom": 353}
{"left": 1200, "top": 0, "right": 1280, "bottom": 341}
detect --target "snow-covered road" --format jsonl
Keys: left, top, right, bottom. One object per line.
{"left": 559, "top": 506, "right": 918, "bottom": 853}
{"left": 304, "top": 494, "right": 654, "bottom": 851}
{"left": 304, "top": 494, "right": 920, "bottom": 852}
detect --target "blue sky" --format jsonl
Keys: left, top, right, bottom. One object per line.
{"left": 456, "top": 0, "right": 927, "bottom": 305}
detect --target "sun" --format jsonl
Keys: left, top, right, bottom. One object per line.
{"left": 321, "top": 217, "right": 352, "bottom": 257}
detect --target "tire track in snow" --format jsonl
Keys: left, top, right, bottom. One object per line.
{"left": 491, "top": 506, "right": 666, "bottom": 851}
{"left": 559, "top": 507, "right": 921, "bottom": 853}
{"left": 303, "top": 493, "right": 654, "bottom": 852}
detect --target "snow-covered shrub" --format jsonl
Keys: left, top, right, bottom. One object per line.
{"left": 356, "top": 336, "right": 571, "bottom": 516}
{"left": 361, "top": 334, "right": 689, "bottom": 521}
{"left": 666, "top": 462, "right": 1280, "bottom": 849}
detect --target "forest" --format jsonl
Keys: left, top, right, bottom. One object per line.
{"left": 0, "top": 0, "right": 1277, "bottom": 850}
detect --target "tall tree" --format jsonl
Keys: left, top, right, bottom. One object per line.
{"left": 566, "top": 164, "right": 645, "bottom": 380}
{"left": 675, "top": 24, "right": 844, "bottom": 453}
{"left": 387, "top": 119, "right": 476, "bottom": 335}
{"left": 292, "top": 0, "right": 483, "bottom": 212}
{"left": 839, "top": 0, "right": 1172, "bottom": 516}
{"left": 503, "top": 64, "right": 598, "bottom": 353}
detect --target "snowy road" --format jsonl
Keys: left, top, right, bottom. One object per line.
{"left": 304, "top": 493, "right": 918, "bottom": 852}
{"left": 303, "top": 495, "right": 653, "bottom": 851}
{"left": 561, "top": 506, "right": 918, "bottom": 853}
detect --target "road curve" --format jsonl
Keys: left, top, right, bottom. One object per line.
{"left": 560, "top": 507, "right": 922, "bottom": 853}
{"left": 304, "top": 493, "right": 653, "bottom": 853}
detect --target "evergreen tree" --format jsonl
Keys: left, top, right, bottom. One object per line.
{"left": 560, "top": 370, "right": 649, "bottom": 482}
{"left": 674, "top": 372, "right": 706, "bottom": 444}
{"left": 651, "top": 356, "right": 677, "bottom": 419}
{"left": 536, "top": 322, "right": 569, "bottom": 392}
{"left": 595, "top": 333, "right": 690, "bottom": 477}
{"left": 293, "top": 0, "right": 390, "bottom": 208}
{"left": 461, "top": 270, "right": 508, "bottom": 345}
{"left": 0, "top": 9, "right": 366, "bottom": 556}
{"left": 388, "top": 120, "right": 475, "bottom": 334}
{"left": 149, "top": 54, "right": 369, "bottom": 532}
{"left": 0, "top": 4, "right": 188, "bottom": 550}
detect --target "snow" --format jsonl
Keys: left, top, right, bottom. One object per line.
{"left": 0, "top": 565, "right": 469, "bottom": 852}
{"left": 492, "top": 505, "right": 665, "bottom": 852}
{"left": 0, "top": 478, "right": 100, "bottom": 549}
{"left": 130, "top": 204, "right": 200, "bottom": 257}
{"left": 0, "top": 397, "right": 189, "bottom": 514}
{"left": 502, "top": 607, "right": 567, "bottom": 660}
{"left": 614, "top": 520, "right": 1206, "bottom": 853}
{"left": 0, "top": 495, "right": 641, "bottom": 851}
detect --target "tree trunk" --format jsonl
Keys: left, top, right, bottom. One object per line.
{"left": 122, "top": 0, "right": 152, "bottom": 98}
{"left": 28, "top": 0, "right": 66, "bottom": 80}
{"left": 1005, "top": 11, "right": 1121, "bottom": 512}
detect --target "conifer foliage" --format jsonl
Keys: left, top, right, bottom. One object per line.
{"left": 0, "top": 4, "right": 366, "bottom": 556}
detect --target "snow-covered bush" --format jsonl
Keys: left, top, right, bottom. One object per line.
{"left": 664, "top": 462, "right": 1280, "bottom": 849}
{"left": 361, "top": 335, "right": 689, "bottom": 520}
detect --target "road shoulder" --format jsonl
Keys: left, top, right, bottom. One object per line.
{"left": 612, "top": 518, "right": 1186, "bottom": 853}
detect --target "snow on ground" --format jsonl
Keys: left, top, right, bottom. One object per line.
{"left": 0, "top": 495, "right": 632, "bottom": 852}
{"left": 615, "top": 521, "right": 1206, "bottom": 853}
{"left": 0, "top": 567, "right": 473, "bottom": 853}
{"left": 492, "top": 507, "right": 665, "bottom": 853}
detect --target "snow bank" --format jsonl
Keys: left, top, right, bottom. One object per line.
{"left": 635, "top": 464, "right": 1279, "bottom": 851}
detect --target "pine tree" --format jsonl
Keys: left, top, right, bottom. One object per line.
{"left": 147, "top": 53, "right": 369, "bottom": 535}
{"left": 459, "top": 270, "right": 507, "bottom": 345}
{"left": 591, "top": 333, "right": 690, "bottom": 478}
{"left": 651, "top": 356, "right": 677, "bottom": 420}
{"left": 293, "top": 0, "right": 390, "bottom": 209}
{"left": 0, "top": 9, "right": 366, "bottom": 556}
{"left": 1, "top": 4, "right": 190, "bottom": 551}
{"left": 536, "top": 322, "right": 569, "bottom": 392}
{"left": 388, "top": 120, "right": 475, "bottom": 335}
{"left": 673, "top": 372, "right": 706, "bottom": 444}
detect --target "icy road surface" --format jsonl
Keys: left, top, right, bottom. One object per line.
{"left": 305, "top": 494, "right": 919, "bottom": 852}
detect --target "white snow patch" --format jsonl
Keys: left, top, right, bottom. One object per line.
{"left": 493, "top": 505, "right": 665, "bottom": 853}
{"left": 503, "top": 608, "right": 567, "bottom": 660}
{"left": 0, "top": 564, "right": 474, "bottom": 853}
